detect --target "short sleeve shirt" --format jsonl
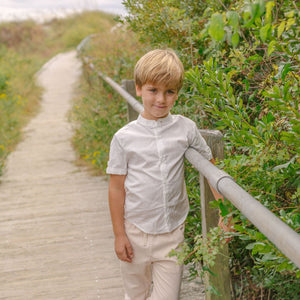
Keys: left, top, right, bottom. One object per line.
{"left": 106, "top": 114, "right": 212, "bottom": 234}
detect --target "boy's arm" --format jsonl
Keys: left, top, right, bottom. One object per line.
{"left": 108, "top": 174, "right": 133, "bottom": 262}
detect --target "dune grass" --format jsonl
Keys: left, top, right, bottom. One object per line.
{"left": 72, "top": 27, "right": 146, "bottom": 174}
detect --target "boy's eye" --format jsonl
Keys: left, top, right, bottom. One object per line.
{"left": 149, "top": 88, "right": 157, "bottom": 93}
{"left": 167, "top": 90, "right": 175, "bottom": 94}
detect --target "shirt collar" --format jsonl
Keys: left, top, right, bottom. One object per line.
{"left": 137, "top": 113, "right": 173, "bottom": 128}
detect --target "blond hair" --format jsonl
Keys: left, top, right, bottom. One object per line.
{"left": 134, "top": 49, "right": 184, "bottom": 92}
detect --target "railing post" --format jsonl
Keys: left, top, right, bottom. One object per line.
{"left": 121, "top": 79, "right": 139, "bottom": 122}
{"left": 199, "top": 130, "right": 232, "bottom": 300}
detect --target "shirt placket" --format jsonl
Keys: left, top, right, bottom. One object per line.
{"left": 154, "top": 125, "right": 170, "bottom": 231}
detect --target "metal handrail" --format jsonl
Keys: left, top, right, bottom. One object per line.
{"left": 82, "top": 57, "right": 300, "bottom": 269}
{"left": 84, "top": 58, "right": 144, "bottom": 114}
{"left": 185, "top": 149, "right": 300, "bottom": 269}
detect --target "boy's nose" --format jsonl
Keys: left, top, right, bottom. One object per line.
{"left": 156, "top": 92, "right": 165, "bottom": 103}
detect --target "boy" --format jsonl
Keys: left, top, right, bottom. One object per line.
{"left": 106, "top": 49, "right": 223, "bottom": 300}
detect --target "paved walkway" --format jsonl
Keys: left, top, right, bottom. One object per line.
{"left": 0, "top": 51, "right": 204, "bottom": 299}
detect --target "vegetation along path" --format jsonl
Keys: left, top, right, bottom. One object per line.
{"left": 0, "top": 50, "right": 204, "bottom": 299}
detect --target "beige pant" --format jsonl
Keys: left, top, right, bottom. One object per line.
{"left": 121, "top": 220, "right": 184, "bottom": 300}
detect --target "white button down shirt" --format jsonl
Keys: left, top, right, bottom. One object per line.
{"left": 106, "top": 114, "right": 212, "bottom": 234}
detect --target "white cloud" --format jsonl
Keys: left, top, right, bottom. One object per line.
{"left": 0, "top": 0, "right": 125, "bottom": 11}
{"left": 0, "top": 0, "right": 127, "bottom": 22}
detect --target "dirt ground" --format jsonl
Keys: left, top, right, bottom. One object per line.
{"left": 0, "top": 51, "right": 204, "bottom": 299}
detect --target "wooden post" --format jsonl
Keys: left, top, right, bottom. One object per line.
{"left": 121, "top": 79, "right": 139, "bottom": 122}
{"left": 199, "top": 130, "right": 232, "bottom": 300}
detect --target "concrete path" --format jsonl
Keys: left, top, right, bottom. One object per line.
{"left": 0, "top": 51, "right": 204, "bottom": 299}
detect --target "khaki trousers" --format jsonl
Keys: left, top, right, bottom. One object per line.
{"left": 120, "top": 220, "right": 184, "bottom": 300}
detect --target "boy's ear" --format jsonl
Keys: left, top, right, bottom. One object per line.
{"left": 135, "top": 84, "right": 142, "bottom": 97}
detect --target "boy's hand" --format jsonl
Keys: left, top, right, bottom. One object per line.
{"left": 218, "top": 215, "right": 235, "bottom": 243}
{"left": 115, "top": 234, "right": 134, "bottom": 263}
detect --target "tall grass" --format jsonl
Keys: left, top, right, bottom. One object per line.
{"left": 0, "top": 11, "right": 116, "bottom": 175}
{"left": 72, "top": 28, "right": 146, "bottom": 174}
{"left": 0, "top": 22, "right": 43, "bottom": 174}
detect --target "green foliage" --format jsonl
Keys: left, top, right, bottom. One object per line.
{"left": 72, "top": 28, "right": 145, "bottom": 172}
{"left": 0, "top": 38, "right": 41, "bottom": 175}
{"left": 170, "top": 226, "right": 226, "bottom": 295}
{"left": 123, "top": 0, "right": 300, "bottom": 297}
{"left": 45, "top": 11, "right": 116, "bottom": 50}
{"left": 208, "top": 13, "right": 225, "bottom": 42}
{"left": 71, "top": 78, "right": 128, "bottom": 173}
{"left": 121, "top": 0, "right": 227, "bottom": 66}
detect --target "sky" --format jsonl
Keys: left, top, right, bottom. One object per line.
{"left": 0, "top": 0, "right": 127, "bottom": 22}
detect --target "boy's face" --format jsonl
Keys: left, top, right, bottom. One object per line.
{"left": 136, "top": 83, "right": 178, "bottom": 121}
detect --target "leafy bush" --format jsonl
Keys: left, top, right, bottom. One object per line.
{"left": 123, "top": 0, "right": 300, "bottom": 297}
